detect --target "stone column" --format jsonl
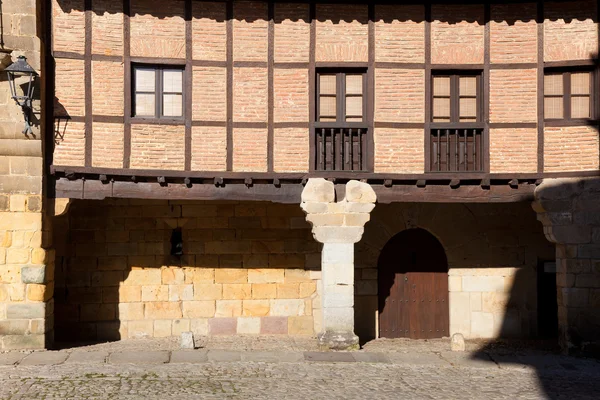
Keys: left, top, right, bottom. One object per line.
{"left": 301, "top": 178, "right": 376, "bottom": 350}
{"left": 533, "top": 178, "right": 600, "bottom": 356}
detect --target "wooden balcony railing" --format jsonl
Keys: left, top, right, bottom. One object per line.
{"left": 430, "top": 128, "right": 484, "bottom": 172}
{"left": 315, "top": 127, "right": 368, "bottom": 171}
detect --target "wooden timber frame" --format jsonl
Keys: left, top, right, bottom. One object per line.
{"left": 44, "top": 1, "right": 600, "bottom": 203}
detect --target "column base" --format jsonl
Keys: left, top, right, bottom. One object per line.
{"left": 317, "top": 330, "right": 360, "bottom": 351}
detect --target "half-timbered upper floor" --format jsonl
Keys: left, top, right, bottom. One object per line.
{"left": 47, "top": 0, "right": 600, "bottom": 202}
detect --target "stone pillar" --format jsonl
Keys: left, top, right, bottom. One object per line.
{"left": 301, "top": 178, "right": 376, "bottom": 350}
{"left": 533, "top": 178, "right": 600, "bottom": 356}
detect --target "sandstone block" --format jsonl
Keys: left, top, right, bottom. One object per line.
{"left": 470, "top": 292, "right": 482, "bottom": 311}
{"left": 237, "top": 317, "right": 261, "bottom": 334}
{"left": 575, "top": 273, "right": 600, "bottom": 288}
{"left": 0, "top": 265, "right": 21, "bottom": 283}
{"left": 451, "top": 333, "right": 465, "bottom": 351}
{"left": 182, "top": 301, "right": 215, "bottom": 318}
{"left": 123, "top": 270, "right": 161, "bottom": 286}
{"left": 0, "top": 248, "right": 5, "bottom": 265}
{"left": 0, "top": 320, "right": 29, "bottom": 335}
{"left": 222, "top": 283, "right": 252, "bottom": 300}
{"left": 562, "top": 288, "right": 589, "bottom": 307}
{"left": 162, "top": 267, "right": 185, "bottom": 285}
{"left": 301, "top": 178, "right": 335, "bottom": 203}
{"left": 300, "top": 202, "right": 328, "bottom": 214}
{"left": 9, "top": 195, "right": 27, "bottom": 212}
{"left": 6, "top": 303, "right": 45, "bottom": 319}
{"left": 306, "top": 214, "right": 344, "bottom": 227}
{"left": 288, "top": 316, "right": 313, "bottom": 335}
{"left": 20, "top": 266, "right": 45, "bottom": 284}
{"left": 270, "top": 299, "right": 305, "bottom": 317}
{"left": 471, "top": 312, "right": 495, "bottom": 338}
{"left": 141, "top": 285, "right": 169, "bottom": 302}
{"left": 145, "top": 302, "right": 183, "bottom": 319}
{"left": 1, "top": 334, "right": 45, "bottom": 350}
{"left": 118, "top": 303, "right": 144, "bottom": 320}
{"left": 260, "top": 316, "right": 288, "bottom": 334}
{"left": 251, "top": 283, "right": 277, "bottom": 299}
{"left": 190, "top": 318, "right": 209, "bottom": 336}
{"left": 208, "top": 317, "right": 237, "bottom": 335}
{"left": 448, "top": 276, "right": 462, "bottom": 292}
{"left": 26, "top": 284, "right": 49, "bottom": 302}
{"left": 128, "top": 320, "right": 154, "bottom": 338}
{"left": 242, "top": 300, "right": 270, "bottom": 316}
{"left": 247, "top": 268, "right": 284, "bottom": 283}
{"left": 214, "top": 268, "right": 248, "bottom": 283}
{"left": 6, "top": 248, "right": 30, "bottom": 264}
{"left": 276, "top": 283, "right": 299, "bottom": 299}
{"left": 0, "top": 213, "right": 41, "bottom": 231}
{"left": 194, "top": 283, "right": 223, "bottom": 300}
{"left": 172, "top": 319, "right": 191, "bottom": 336}
{"left": 344, "top": 180, "right": 377, "bottom": 203}
{"left": 154, "top": 320, "right": 172, "bottom": 338}
{"left": 0, "top": 284, "right": 7, "bottom": 301}
{"left": 81, "top": 304, "right": 116, "bottom": 322}
{"left": 181, "top": 331, "right": 195, "bottom": 348}
{"left": 119, "top": 286, "right": 142, "bottom": 302}
{"left": 343, "top": 213, "right": 371, "bottom": 227}
{"left": 185, "top": 268, "right": 215, "bottom": 284}
{"left": 31, "top": 248, "right": 47, "bottom": 265}
{"left": 322, "top": 243, "right": 354, "bottom": 264}
{"left": 284, "top": 269, "right": 311, "bottom": 283}
{"left": 8, "top": 284, "right": 25, "bottom": 301}
{"left": 462, "top": 276, "right": 505, "bottom": 293}
{"left": 313, "top": 226, "right": 364, "bottom": 244}
{"left": 344, "top": 202, "right": 376, "bottom": 213}
{"left": 98, "top": 256, "right": 128, "bottom": 271}
{"left": 215, "top": 300, "right": 242, "bottom": 317}
{"left": 449, "top": 292, "right": 471, "bottom": 337}
{"left": 169, "top": 284, "right": 194, "bottom": 301}
{"left": 299, "top": 282, "right": 317, "bottom": 297}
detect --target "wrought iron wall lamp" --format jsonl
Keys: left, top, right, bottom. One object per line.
{"left": 5, "top": 55, "right": 37, "bottom": 135}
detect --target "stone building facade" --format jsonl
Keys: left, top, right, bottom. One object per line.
{"left": 1, "top": 0, "right": 600, "bottom": 355}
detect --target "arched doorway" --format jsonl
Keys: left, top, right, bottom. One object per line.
{"left": 378, "top": 228, "right": 449, "bottom": 339}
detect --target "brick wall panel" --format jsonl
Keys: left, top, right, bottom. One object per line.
{"left": 374, "top": 128, "right": 424, "bottom": 173}
{"left": 193, "top": 67, "right": 227, "bottom": 121}
{"left": 490, "top": 3, "right": 537, "bottom": 64}
{"left": 431, "top": 5, "right": 485, "bottom": 64}
{"left": 233, "top": 68, "right": 268, "bottom": 122}
{"left": 316, "top": 4, "right": 368, "bottom": 62}
{"left": 192, "top": 1, "right": 227, "bottom": 61}
{"left": 130, "top": 0, "right": 185, "bottom": 59}
{"left": 490, "top": 69, "right": 537, "bottom": 123}
{"left": 53, "top": 122, "right": 86, "bottom": 166}
{"left": 490, "top": 128, "right": 537, "bottom": 173}
{"left": 274, "top": 69, "right": 309, "bottom": 123}
{"left": 274, "top": 3, "right": 310, "bottom": 63}
{"left": 375, "top": 69, "right": 425, "bottom": 123}
{"left": 544, "top": 1, "right": 598, "bottom": 62}
{"left": 233, "top": 1, "right": 268, "bottom": 62}
{"left": 55, "top": 58, "right": 85, "bottom": 117}
{"left": 274, "top": 128, "right": 309, "bottom": 172}
{"left": 233, "top": 128, "right": 268, "bottom": 172}
{"left": 544, "top": 126, "right": 600, "bottom": 172}
{"left": 92, "top": 123, "right": 124, "bottom": 168}
{"left": 130, "top": 125, "right": 185, "bottom": 170}
{"left": 92, "top": 61, "right": 124, "bottom": 116}
{"left": 375, "top": 5, "right": 425, "bottom": 63}
{"left": 92, "top": 0, "right": 124, "bottom": 56}
{"left": 191, "top": 127, "right": 227, "bottom": 171}
{"left": 53, "top": 0, "right": 85, "bottom": 54}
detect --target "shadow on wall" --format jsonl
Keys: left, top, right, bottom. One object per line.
{"left": 52, "top": 199, "right": 320, "bottom": 346}
{"left": 53, "top": 0, "right": 599, "bottom": 24}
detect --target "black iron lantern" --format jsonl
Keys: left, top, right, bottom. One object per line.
{"left": 5, "top": 55, "right": 37, "bottom": 135}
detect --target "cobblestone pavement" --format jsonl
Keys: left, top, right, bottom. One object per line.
{"left": 0, "top": 337, "right": 599, "bottom": 399}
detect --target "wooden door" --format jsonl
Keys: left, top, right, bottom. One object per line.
{"left": 378, "top": 229, "right": 449, "bottom": 339}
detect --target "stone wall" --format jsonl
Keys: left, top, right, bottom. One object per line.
{"left": 0, "top": 0, "right": 53, "bottom": 350}
{"left": 51, "top": 0, "right": 599, "bottom": 175}
{"left": 53, "top": 200, "right": 320, "bottom": 342}
{"left": 356, "top": 202, "right": 554, "bottom": 341}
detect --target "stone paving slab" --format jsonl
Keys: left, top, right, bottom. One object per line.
{"left": 170, "top": 350, "right": 209, "bottom": 363}
{"left": 387, "top": 352, "right": 449, "bottom": 366}
{"left": 20, "top": 351, "right": 69, "bottom": 366}
{"left": 440, "top": 351, "right": 497, "bottom": 369}
{"left": 65, "top": 351, "right": 108, "bottom": 364}
{"left": 304, "top": 351, "right": 355, "bottom": 362}
{"left": 0, "top": 352, "right": 26, "bottom": 365}
{"left": 108, "top": 351, "right": 170, "bottom": 364}
{"left": 351, "top": 352, "right": 389, "bottom": 363}
{"left": 207, "top": 350, "right": 242, "bottom": 362}
{"left": 241, "top": 351, "right": 304, "bottom": 363}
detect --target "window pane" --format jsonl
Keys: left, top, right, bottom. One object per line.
{"left": 163, "top": 70, "right": 183, "bottom": 93}
{"left": 571, "top": 72, "right": 590, "bottom": 95}
{"left": 433, "top": 76, "right": 450, "bottom": 96}
{"left": 544, "top": 74, "right": 563, "bottom": 96}
{"left": 319, "top": 74, "right": 336, "bottom": 95}
{"left": 544, "top": 96, "right": 563, "bottom": 119}
{"left": 163, "top": 94, "right": 183, "bottom": 117}
{"left": 346, "top": 96, "right": 363, "bottom": 121}
{"left": 459, "top": 97, "right": 477, "bottom": 119}
{"left": 319, "top": 96, "right": 336, "bottom": 120}
{"left": 346, "top": 74, "right": 363, "bottom": 95}
{"left": 135, "top": 93, "right": 155, "bottom": 116}
{"left": 346, "top": 117, "right": 362, "bottom": 122}
{"left": 433, "top": 97, "right": 450, "bottom": 119}
{"left": 572, "top": 96, "right": 590, "bottom": 118}
{"left": 460, "top": 76, "right": 477, "bottom": 97}
{"left": 135, "top": 68, "right": 155, "bottom": 92}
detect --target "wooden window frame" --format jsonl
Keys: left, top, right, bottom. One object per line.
{"left": 315, "top": 68, "right": 368, "bottom": 127}
{"left": 131, "top": 64, "right": 186, "bottom": 121}
{"left": 544, "top": 67, "right": 595, "bottom": 125}
{"left": 430, "top": 70, "right": 483, "bottom": 128}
